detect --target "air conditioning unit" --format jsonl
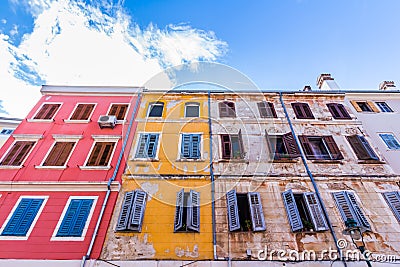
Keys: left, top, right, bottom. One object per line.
{"left": 98, "top": 115, "right": 117, "bottom": 129}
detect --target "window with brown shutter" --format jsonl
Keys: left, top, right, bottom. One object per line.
{"left": 70, "top": 104, "right": 95, "bottom": 120}
{"left": 108, "top": 104, "right": 128, "bottom": 120}
{"left": 266, "top": 132, "right": 299, "bottom": 160}
{"left": 257, "top": 101, "right": 277, "bottom": 118}
{"left": 291, "top": 103, "right": 314, "bottom": 119}
{"left": 298, "top": 135, "right": 343, "bottom": 160}
{"left": 327, "top": 103, "right": 351, "bottom": 119}
{"left": 86, "top": 142, "right": 115, "bottom": 166}
{"left": 33, "top": 104, "right": 61, "bottom": 120}
{"left": 346, "top": 135, "right": 379, "bottom": 160}
{"left": 43, "top": 142, "right": 75, "bottom": 166}
{"left": 219, "top": 101, "right": 236, "bottom": 118}
{"left": 0, "top": 141, "right": 35, "bottom": 166}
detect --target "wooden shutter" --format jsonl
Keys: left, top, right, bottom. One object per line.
{"left": 327, "top": 103, "right": 351, "bottom": 119}
{"left": 221, "top": 134, "right": 231, "bottom": 159}
{"left": 247, "top": 192, "right": 266, "bottom": 231}
{"left": 282, "top": 190, "right": 303, "bottom": 232}
{"left": 332, "top": 191, "right": 360, "bottom": 226}
{"left": 187, "top": 190, "right": 200, "bottom": 232}
{"left": 116, "top": 191, "right": 135, "bottom": 231}
{"left": 57, "top": 199, "right": 93, "bottom": 237}
{"left": 292, "top": 103, "right": 314, "bottom": 119}
{"left": 380, "top": 134, "right": 400, "bottom": 149}
{"left": 383, "top": 192, "right": 400, "bottom": 223}
{"left": 87, "top": 142, "right": 115, "bottom": 166}
{"left": 1, "top": 141, "right": 35, "bottom": 166}
{"left": 2, "top": 198, "right": 44, "bottom": 236}
{"left": 258, "top": 102, "right": 277, "bottom": 118}
{"left": 174, "top": 189, "right": 184, "bottom": 232}
{"left": 135, "top": 134, "right": 149, "bottom": 158}
{"left": 238, "top": 129, "right": 245, "bottom": 159}
{"left": 34, "top": 104, "right": 61, "bottom": 120}
{"left": 350, "top": 101, "right": 362, "bottom": 112}
{"left": 226, "top": 190, "right": 240, "bottom": 231}
{"left": 146, "top": 134, "right": 159, "bottom": 158}
{"left": 282, "top": 132, "right": 300, "bottom": 158}
{"left": 366, "top": 101, "right": 379, "bottom": 113}
{"left": 130, "top": 190, "right": 147, "bottom": 232}
{"left": 43, "top": 142, "right": 74, "bottom": 166}
{"left": 191, "top": 134, "right": 201, "bottom": 159}
{"left": 181, "top": 134, "right": 191, "bottom": 158}
{"left": 323, "top": 136, "right": 343, "bottom": 160}
{"left": 108, "top": 104, "right": 128, "bottom": 120}
{"left": 347, "top": 192, "right": 370, "bottom": 228}
{"left": 298, "top": 136, "right": 315, "bottom": 159}
{"left": 219, "top": 102, "right": 235, "bottom": 117}
{"left": 70, "top": 104, "right": 95, "bottom": 120}
{"left": 346, "top": 135, "right": 378, "bottom": 160}
{"left": 303, "top": 192, "right": 328, "bottom": 231}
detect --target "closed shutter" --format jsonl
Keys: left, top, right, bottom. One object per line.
{"left": 247, "top": 192, "right": 266, "bottom": 231}
{"left": 323, "top": 136, "right": 343, "bottom": 160}
{"left": 292, "top": 103, "right": 314, "bottom": 119}
{"left": 282, "top": 132, "right": 300, "bottom": 158}
{"left": 383, "top": 192, "right": 400, "bottom": 223}
{"left": 187, "top": 190, "right": 200, "bottom": 232}
{"left": 135, "top": 134, "right": 149, "bottom": 158}
{"left": 282, "top": 190, "right": 303, "bottom": 232}
{"left": 146, "top": 134, "right": 159, "bottom": 158}
{"left": 181, "top": 134, "right": 191, "bottom": 158}
{"left": 34, "top": 104, "right": 60, "bottom": 120}
{"left": 1, "top": 141, "right": 35, "bottom": 166}
{"left": 226, "top": 190, "right": 240, "bottom": 231}
{"left": 303, "top": 192, "right": 328, "bottom": 231}
{"left": 174, "top": 189, "right": 184, "bottom": 232}
{"left": 219, "top": 102, "right": 235, "bottom": 117}
{"left": 43, "top": 142, "right": 75, "bottom": 166}
{"left": 57, "top": 199, "right": 93, "bottom": 237}
{"left": 258, "top": 102, "right": 277, "bottom": 118}
{"left": 87, "top": 142, "right": 115, "bottom": 166}
{"left": 327, "top": 103, "right": 351, "bottom": 119}
{"left": 130, "top": 190, "right": 147, "bottom": 232}
{"left": 380, "top": 134, "right": 400, "bottom": 150}
{"left": 181, "top": 134, "right": 201, "bottom": 159}
{"left": 347, "top": 192, "right": 370, "bottom": 229}
{"left": 191, "top": 134, "right": 201, "bottom": 159}
{"left": 108, "top": 104, "right": 128, "bottom": 120}
{"left": 298, "top": 136, "right": 315, "bottom": 159}
{"left": 347, "top": 135, "right": 378, "bottom": 160}
{"left": 2, "top": 198, "right": 44, "bottom": 236}
{"left": 116, "top": 191, "right": 135, "bottom": 231}
{"left": 221, "top": 135, "right": 231, "bottom": 159}
{"left": 332, "top": 191, "right": 360, "bottom": 227}
{"left": 71, "top": 104, "right": 95, "bottom": 120}
{"left": 350, "top": 101, "right": 362, "bottom": 112}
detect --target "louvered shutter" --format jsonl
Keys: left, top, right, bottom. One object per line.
{"left": 282, "top": 132, "right": 300, "bottom": 158}
{"left": 347, "top": 136, "right": 378, "bottom": 160}
{"left": 1, "top": 141, "right": 35, "bottom": 166}
{"left": 258, "top": 102, "right": 277, "bottom": 118}
{"left": 303, "top": 192, "right": 328, "bottom": 231}
{"left": 247, "top": 192, "right": 266, "bottom": 231}
{"left": 221, "top": 135, "right": 231, "bottom": 159}
{"left": 87, "top": 142, "right": 115, "bottom": 166}
{"left": 337, "top": 104, "right": 351, "bottom": 119}
{"left": 219, "top": 102, "right": 228, "bottom": 117}
{"left": 358, "top": 136, "right": 378, "bottom": 160}
{"left": 292, "top": 103, "right": 314, "bottom": 119}
{"left": 109, "top": 104, "right": 128, "bottom": 120}
{"left": 265, "top": 130, "right": 274, "bottom": 158}
{"left": 347, "top": 192, "right": 370, "bottom": 229}
{"left": 366, "top": 101, "right": 379, "bottom": 113}
{"left": 2, "top": 198, "right": 44, "bottom": 236}
{"left": 350, "top": 101, "right": 363, "bottom": 112}
{"left": 238, "top": 129, "right": 245, "bottom": 159}
{"left": 116, "top": 191, "right": 135, "bottom": 231}
{"left": 323, "top": 136, "right": 343, "bottom": 160}
{"left": 135, "top": 134, "right": 149, "bottom": 158}
{"left": 187, "top": 190, "right": 200, "bottom": 232}
{"left": 298, "top": 136, "right": 315, "bottom": 159}
{"left": 56, "top": 199, "right": 93, "bottom": 237}
{"left": 34, "top": 104, "right": 60, "bottom": 120}
{"left": 71, "top": 104, "right": 94, "bottom": 120}
{"left": 383, "top": 192, "right": 400, "bottom": 223}
{"left": 332, "top": 191, "right": 360, "bottom": 226}
{"left": 191, "top": 134, "right": 201, "bottom": 159}
{"left": 181, "top": 134, "right": 191, "bottom": 158}
{"left": 147, "top": 134, "right": 159, "bottom": 158}
{"left": 282, "top": 190, "right": 303, "bottom": 232}
{"left": 130, "top": 190, "right": 147, "bottom": 232}
{"left": 226, "top": 190, "right": 240, "bottom": 231}
{"left": 44, "top": 142, "right": 74, "bottom": 166}
{"left": 98, "top": 142, "right": 115, "bottom": 166}
{"left": 174, "top": 189, "right": 184, "bottom": 232}
{"left": 380, "top": 134, "right": 400, "bottom": 150}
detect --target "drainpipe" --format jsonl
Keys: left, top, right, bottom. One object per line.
{"left": 81, "top": 92, "right": 142, "bottom": 267}
{"left": 278, "top": 92, "right": 347, "bottom": 267}
{"left": 207, "top": 91, "right": 217, "bottom": 260}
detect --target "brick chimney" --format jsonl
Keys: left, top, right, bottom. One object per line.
{"left": 316, "top": 74, "right": 340, "bottom": 90}
{"left": 379, "top": 81, "right": 396, "bottom": 91}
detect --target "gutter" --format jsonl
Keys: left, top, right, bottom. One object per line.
{"left": 81, "top": 92, "right": 142, "bottom": 267}
{"left": 278, "top": 92, "right": 347, "bottom": 267}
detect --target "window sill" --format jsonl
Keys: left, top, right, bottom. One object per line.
{"left": 131, "top": 158, "right": 159, "bottom": 162}
{"left": 272, "top": 158, "right": 299, "bottom": 163}
{"left": 79, "top": 166, "right": 112, "bottom": 170}
{"left": 35, "top": 165, "right": 67, "bottom": 170}
{"left": 64, "top": 119, "right": 91, "bottom": 123}
{"left": 26, "top": 119, "right": 54, "bottom": 123}
{"left": 0, "top": 165, "right": 22, "bottom": 169}
{"left": 310, "top": 160, "right": 343, "bottom": 164}
{"left": 176, "top": 159, "right": 206, "bottom": 162}
{"left": 218, "top": 159, "right": 249, "bottom": 163}
{"left": 50, "top": 236, "right": 84, "bottom": 241}
{"left": 358, "top": 160, "right": 385, "bottom": 164}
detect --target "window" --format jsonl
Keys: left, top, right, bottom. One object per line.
{"left": 383, "top": 192, "right": 400, "bottom": 223}
{"left": 70, "top": 104, "right": 95, "bottom": 120}
{"left": 282, "top": 190, "right": 328, "bottom": 232}
{"left": 219, "top": 101, "right": 236, "bottom": 118}
{"left": 291, "top": 103, "right": 314, "bottom": 119}
{"left": 55, "top": 198, "right": 94, "bottom": 237}
{"left": 0, "top": 197, "right": 46, "bottom": 237}
{"left": 0, "top": 129, "right": 13, "bottom": 135}
{"left": 257, "top": 101, "right": 277, "bottom": 118}
{"left": 266, "top": 132, "right": 299, "bottom": 160}
{"left": 0, "top": 141, "right": 35, "bottom": 166}
{"left": 350, "top": 101, "right": 378, "bottom": 113}
{"left": 298, "top": 135, "right": 343, "bottom": 160}
{"left": 174, "top": 189, "right": 200, "bottom": 232}
{"left": 185, "top": 102, "right": 200, "bottom": 117}
{"left": 180, "top": 134, "right": 201, "bottom": 159}
{"left": 135, "top": 133, "right": 159, "bottom": 159}
{"left": 86, "top": 142, "right": 116, "bottom": 166}
{"left": 346, "top": 135, "right": 379, "bottom": 160}
{"left": 33, "top": 103, "right": 61, "bottom": 120}
{"left": 327, "top": 103, "right": 351, "bottom": 119}
{"left": 226, "top": 190, "right": 266, "bottom": 232}
{"left": 116, "top": 190, "right": 147, "bottom": 232}
{"left": 147, "top": 102, "right": 164, "bottom": 117}
{"left": 108, "top": 104, "right": 129, "bottom": 120}
{"left": 42, "top": 142, "right": 75, "bottom": 166}
{"left": 332, "top": 191, "right": 370, "bottom": 229}
{"left": 221, "top": 130, "right": 244, "bottom": 159}
{"left": 375, "top": 102, "right": 393, "bottom": 112}
{"left": 380, "top": 134, "right": 400, "bottom": 150}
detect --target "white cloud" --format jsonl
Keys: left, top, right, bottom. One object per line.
{"left": 10, "top": 25, "right": 18, "bottom": 36}
{"left": 1, "top": 0, "right": 227, "bottom": 118}
{"left": 1, "top": 19, "right": 6, "bottom": 24}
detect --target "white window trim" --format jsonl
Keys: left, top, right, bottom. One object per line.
{"left": 375, "top": 101, "right": 394, "bottom": 113}
{"left": 177, "top": 132, "right": 203, "bottom": 161}
{"left": 50, "top": 196, "right": 98, "bottom": 241}
{"left": 79, "top": 136, "right": 120, "bottom": 170}
{"left": 0, "top": 135, "right": 42, "bottom": 169}
{"left": 106, "top": 103, "right": 130, "bottom": 124}
{"left": 184, "top": 102, "right": 200, "bottom": 118}
{"left": 132, "top": 132, "right": 162, "bottom": 161}
{"left": 64, "top": 103, "right": 97, "bottom": 123}
{"left": 0, "top": 195, "right": 48, "bottom": 240}
{"left": 27, "top": 102, "right": 63, "bottom": 122}
{"left": 379, "top": 133, "right": 400, "bottom": 150}
{"left": 146, "top": 102, "right": 164, "bottom": 118}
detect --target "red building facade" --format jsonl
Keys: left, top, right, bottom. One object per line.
{"left": 0, "top": 86, "right": 141, "bottom": 265}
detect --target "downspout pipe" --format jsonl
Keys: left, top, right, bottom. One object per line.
{"left": 208, "top": 91, "right": 217, "bottom": 260}
{"left": 279, "top": 92, "right": 347, "bottom": 267}
{"left": 81, "top": 92, "right": 142, "bottom": 267}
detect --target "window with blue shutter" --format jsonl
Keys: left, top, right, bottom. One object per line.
{"left": 1, "top": 198, "right": 44, "bottom": 236}
{"left": 135, "top": 133, "right": 159, "bottom": 159}
{"left": 383, "top": 192, "right": 400, "bottom": 223}
{"left": 181, "top": 134, "right": 201, "bottom": 159}
{"left": 56, "top": 199, "right": 94, "bottom": 237}
{"left": 346, "top": 135, "right": 379, "bottom": 160}
{"left": 333, "top": 191, "right": 370, "bottom": 229}
{"left": 174, "top": 189, "right": 200, "bottom": 233}
{"left": 379, "top": 134, "right": 400, "bottom": 150}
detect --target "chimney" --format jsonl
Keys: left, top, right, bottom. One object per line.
{"left": 303, "top": 85, "right": 312, "bottom": 91}
{"left": 379, "top": 81, "right": 396, "bottom": 91}
{"left": 316, "top": 73, "right": 340, "bottom": 90}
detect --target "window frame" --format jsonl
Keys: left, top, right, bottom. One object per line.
{"left": 218, "top": 101, "right": 236, "bottom": 118}
{"left": 326, "top": 103, "right": 352, "bottom": 120}
{"left": 115, "top": 190, "right": 148, "bottom": 232}
{"left": 133, "top": 132, "right": 161, "bottom": 160}
{"left": 106, "top": 103, "right": 130, "bottom": 122}
{"left": 291, "top": 102, "right": 315, "bottom": 119}
{"left": 80, "top": 135, "right": 120, "bottom": 170}
{"left": 184, "top": 102, "right": 200, "bottom": 118}
{"left": 0, "top": 196, "right": 48, "bottom": 240}
{"left": 65, "top": 103, "right": 97, "bottom": 123}
{"left": 146, "top": 102, "right": 165, "bottom": 118}
{"left": 266, "top": 132, "right": 300, "bottom": 160}
{"left": 346, "top": 135, "right": 379, "bottom": 161}
{"left": 174, "top": 189, "right": 200, "bottom": 233}
{"left": 0, "top": 135, "right": 42, "bottom": 168}
{"left": 375, "top": 102, "right": 394, "bottom": 113}
{"left": 298, "top": 135, "right": 343, "bottom": 160}
{"left": 28, "top": 102, "right": 63, "bottom": 122}
{"left": 179, "top": 133, "right": 202, "bottom": 160}
{"left": 257, "top": 101, "right": 277, "bottom": 118}
{"left": 379, "top": 133, "right": 400, "bottom": 150}
{"left": 382, "top": 192, "right": 400, "bottom": 224}
{"left": 220, "top": 130, "right": 245, "bottom": 160}
{"left": 51, "top": 196, "right": 98, "bottom": 241}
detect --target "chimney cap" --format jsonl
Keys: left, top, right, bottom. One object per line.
{"left": 317, "top": 74, "right": 334, "bottom": 88}
{"left": 379, "top": 81, "right": 396, "bottom": 90}
{"left": 303, "top": 85, "right": 312, "bottom": 91}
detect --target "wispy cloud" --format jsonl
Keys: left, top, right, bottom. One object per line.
{"left": 1, "top": 0, "right": 227, "bottom": 117}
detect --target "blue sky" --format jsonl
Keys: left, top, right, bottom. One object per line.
{"left": 0, "top": 0, "right": 400, "bottom": 117}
